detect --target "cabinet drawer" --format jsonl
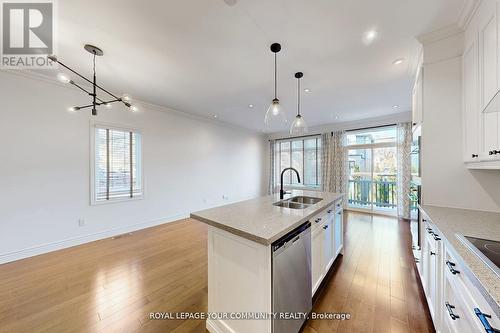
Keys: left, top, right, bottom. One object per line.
{"left": 442, "top": 269, "right": 483, "bottom": 333}
{"left": 311, "top": 212, "right": 327, "bottom": 231}
{"left": 444, "top": 244, "right": 500, "bottom": 332}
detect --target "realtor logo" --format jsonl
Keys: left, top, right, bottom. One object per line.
{"left": 1, "top": 0, "right": 56, "bottom": 68}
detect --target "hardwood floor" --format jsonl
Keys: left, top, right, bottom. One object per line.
{"left": 0, "top": 212, "right": 433, "bottom": 333}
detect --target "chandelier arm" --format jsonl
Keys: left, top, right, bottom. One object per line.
{"left": 72, "top": 104, "right": 95, "bottom": 110}
{"left": 70, "top": 81, "right": 105, "bottom": 103}
{"left": 74, "top": 98, "right": 123, "bottom": 110}
{"left": 53, "top": 58, "right": 122, "bottom": 101}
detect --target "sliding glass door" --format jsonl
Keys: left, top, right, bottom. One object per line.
{"left": 346, "top": 126, "right": 397, "bottom": 215}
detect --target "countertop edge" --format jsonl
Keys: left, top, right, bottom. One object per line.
{"left": 191, "top": 194, "right": 343, "bottom": 245}
{"left": 190, "top": 213, "right": 270, "bottom": 245}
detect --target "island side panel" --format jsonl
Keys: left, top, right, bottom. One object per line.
{"left": 207, "top": 226, "right": 272, "bottom": 333}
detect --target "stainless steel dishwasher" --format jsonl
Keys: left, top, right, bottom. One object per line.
{"left": 272, "top": 222, "right": 312, "bottom": 333}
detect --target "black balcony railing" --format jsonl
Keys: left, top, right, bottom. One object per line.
{"left": 348, "top": 179, "right": 397, "bottom": 209}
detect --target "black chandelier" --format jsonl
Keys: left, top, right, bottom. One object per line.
{"left": 48, "top": 44, "right": 137, "bottom": 116}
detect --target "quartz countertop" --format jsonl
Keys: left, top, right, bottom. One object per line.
{"left": 420, "top": 205, "right": 500, "bottom": 315}
{"left": 191, "top": 190, "right": 343, "bottom": 245}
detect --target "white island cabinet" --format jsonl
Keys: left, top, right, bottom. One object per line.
{"left": 191, "top": 190, "right": 343, "bottom": 333}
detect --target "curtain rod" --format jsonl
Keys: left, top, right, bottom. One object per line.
{"left": 269, "top": 133, "right": 321, "bottom": 142}
{"left": 269, "top": 123, "right": 399, "bottom": 141}
{"left": 345, "top": 123, "right": 397, "bottom": 133}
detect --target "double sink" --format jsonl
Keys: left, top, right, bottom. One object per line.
{"left": 273, "top": 196, "right": 323, "bottom": 209}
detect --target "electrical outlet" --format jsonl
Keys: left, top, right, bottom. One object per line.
{"left": 222, "top": 194, "right": 229, "bottom": 201}
{"left": 78, "top": 219, "right": 85, "bottom": 227}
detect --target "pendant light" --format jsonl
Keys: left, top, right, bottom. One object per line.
{"left": 264, "top": 43, "right": 287, "bottom": 128}
{"left": 290, "top": 72, "right": 308, "bottom": 134}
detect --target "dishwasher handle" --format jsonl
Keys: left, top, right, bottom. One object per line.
{"left": 272, "top": 222, "right": 311, "bottom": 252}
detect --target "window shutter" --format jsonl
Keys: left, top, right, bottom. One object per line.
{"left": 94, "top": 126, "right": 142, "bottom": 202}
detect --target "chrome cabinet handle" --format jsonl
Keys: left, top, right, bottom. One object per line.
{"left": 474, "top": 308, "right": 499, "bottom": 333}
{"left": 315, "top": 217, "right": 322, "bottom": 223}
{"left": 433, "top": 234, "right": 441, "bottom": 241}
{"left": 327, "top": 209, "right": 333, "bottom": 213}
{"left": 430, "top": 251, "right": 436, "bottom": 256}
{"left": 323, "top": 225, "right": 328, "bottom": 230}
{"left": 445, "top": 302, "right": 459, "bottom": 320}
{"left": 446, "top": 260, "right": 460, "bottom": 275}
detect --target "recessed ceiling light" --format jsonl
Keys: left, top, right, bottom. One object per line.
{"left": 304, "top": 88, "right": 310, "bottom": 92}
{"left": 363, "top": 29, "right": 378, "bottom": 45}
{"left": 335, "top": 116, "right": 339, "bottom": 120}
{"left": 393, "top": 105, "right": 400, "bottom": 109}
{"left": 248, "top": 104, "right": 254, "bottom": 108}
{"left": 130, "top": 105, "right": 139, "bottom": 112}
{"left": 392, "top": 58, "right": 405, "bottom": 65}
{"left": 213, "top": 115, "right": 218, "bottom": 118}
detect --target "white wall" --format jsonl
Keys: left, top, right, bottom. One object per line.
{"left": 0, "top": 71, "right": 268, "bottom": 263}
{"left": 421, "top": 35, "right": 500, "bottom": 212}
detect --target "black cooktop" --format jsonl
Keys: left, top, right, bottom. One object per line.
{"left": 464, "top": 236, "right": 500, "bottom": 271}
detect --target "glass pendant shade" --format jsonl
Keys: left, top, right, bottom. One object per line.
{"left": 290, "top": 114, "right": 308, "bottom": 135}
{"left": 264, "top": 98, "right": 287, "bottom": 128}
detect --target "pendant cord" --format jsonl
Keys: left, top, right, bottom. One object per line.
{"left": 93, "top": 53, "right": 96, "bottom": 78}
{"left": 274, "top": 53, "right": 277, "bottom": 99}
{"left": 297, "top": 77, "right": 301, "bottom": 116}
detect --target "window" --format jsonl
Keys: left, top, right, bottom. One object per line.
{"left": 92, "top": 124, "right": 142, "bottom": 204}
{"left": 346, "top": 126, "right": 396, "bottom": 146}
{"left": 274, "top": 136, "right": 321, "bottom": 188}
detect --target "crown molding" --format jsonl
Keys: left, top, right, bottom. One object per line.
{"left": 458, "top": 0, "right": 481, "bottom": 29}
{"left": 417, "top": 23, "right": 464, "bottom": 45}
{"left": 416, "top": 0, "right": 480, "bottom": 45}
{"left": 0, "top": 69, "right": 264, "bottom": 137}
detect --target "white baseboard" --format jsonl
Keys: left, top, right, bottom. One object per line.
{"left": 0, "top": 212, "right": 189, "bottom": 265}
{"left": 206, "top": 319, "right": 235, "bottom": 333}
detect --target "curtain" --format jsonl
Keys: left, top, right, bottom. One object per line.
{"left": 320, "top": 133, "right": 332, "bottom": 191}
{"left": 268, "top": 140, "right": 276, "bottom": 194}
{"left": 321, "top": 131, "right": 347, "bottom": 196}
{"left": 396, "top": 122, "right": 412, "bottom": 219}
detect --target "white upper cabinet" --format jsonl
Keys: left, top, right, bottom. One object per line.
{"left": 463, "top": 38, "right": 480, "bottom": 162}
{"left": 479, "top": 0, "right": 500, "bottom": 160}
{"left": 412, "top": 67, "right": 424, "bottom": 126}
{"left": 463, "top": 0, "right": 500, "bottom": 167}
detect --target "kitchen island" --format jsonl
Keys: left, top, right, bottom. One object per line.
{"left": 191, "top": 190, "right": 343, "bottom": 333}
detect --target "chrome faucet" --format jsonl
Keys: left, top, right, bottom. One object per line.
{"left": 280, "top": 167, "right": 301, "bottom": 199}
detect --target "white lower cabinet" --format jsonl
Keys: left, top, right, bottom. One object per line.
{"left": 334, "top": 203, "right": 343, "bottom": 256}
{"left": 422, "top": 220, "right": 444, "bottom": 329}
{"left": 323, "top": 213, "right": 334, "bottom": 273}
{"left": 311, "top": 200, "right": 343, "bottom": 296}
{"left": 311, "top": 223, "right": 324, "bottom": 294}
{"left": 419, "top": 212, "right": 500, "bottom": 333}
{"left": 442, "top": 261, "right": 483, "bottom": 333}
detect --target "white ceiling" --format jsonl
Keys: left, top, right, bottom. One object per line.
{"left": 43, "top": 0, "right": 465, "bottom": 132}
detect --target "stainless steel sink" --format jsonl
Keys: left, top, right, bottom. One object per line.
{"left": 273, "top": 201, "right": 309, "bottom": 209}
{"left": 273, "top": 196, "right": 322, "bottom": 209}
{"left": 289, "top": 196, "right": 323, "bottom": 205}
